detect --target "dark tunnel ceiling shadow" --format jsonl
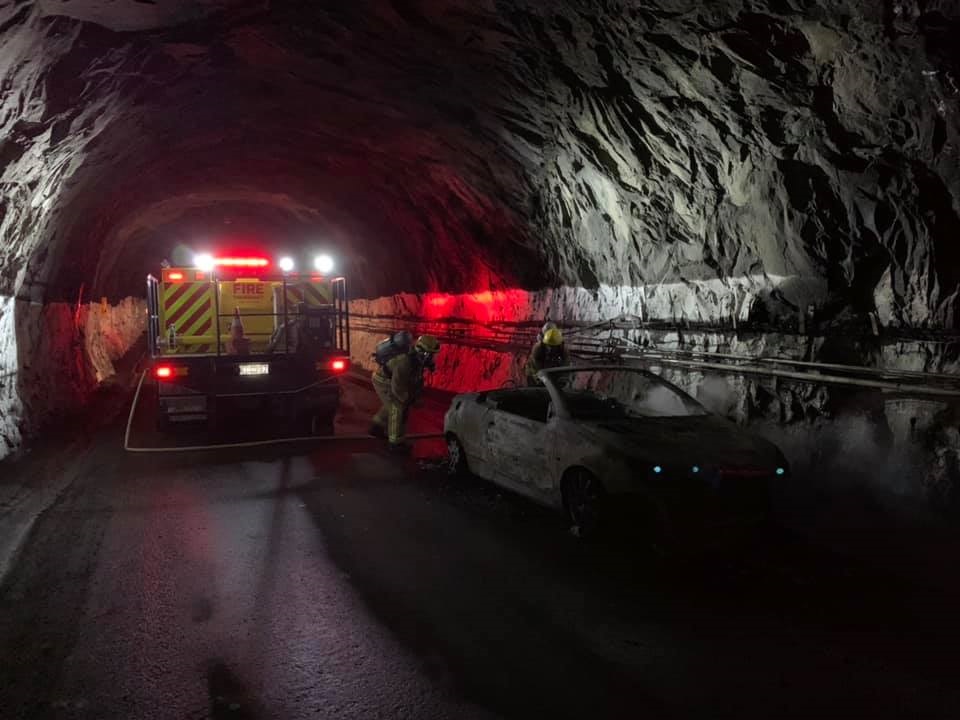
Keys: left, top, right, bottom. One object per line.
{"left": 47, "top": 128, "right": 546, "bottom": 301}
{"left": 29, "top": 3, "right": 550, "bottom": 302}
{"left": 90, "top": 191, "right": 365, "bottom": 299}
{"left": 1, "top": 1, "right": 957, "bottom": 324}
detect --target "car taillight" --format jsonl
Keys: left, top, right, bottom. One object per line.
{"left": 331, "top": 359, "right": 348, "bottom": 373}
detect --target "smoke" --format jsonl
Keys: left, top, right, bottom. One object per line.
{"left": 755, "top": 414, "right": 937, "bottom": 528}
{"left": 642, "top": 384, "right": 696, "bottom": 416}
{"left": 695, "top": 374, "right": 745, "bottom": 419}
{"left": 670, "top": 368, "right": 953, "bottom": 528}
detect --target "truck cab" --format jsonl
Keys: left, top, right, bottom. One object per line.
{"left": 146, "top": 253, "right": 350, "bottom": 435}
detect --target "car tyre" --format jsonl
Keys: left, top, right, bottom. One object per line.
{"left": 563, "top": 468, "right": 605, "bottom": 539}
{"left": 446, "top": 435, "right": 469, "bottom": 477}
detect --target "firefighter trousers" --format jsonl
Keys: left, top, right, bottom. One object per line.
{"left": 372, "top": 374, "right": 407, "bottom": 444}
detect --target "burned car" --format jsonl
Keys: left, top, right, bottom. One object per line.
{"left": 443, "top": 366, "right": 789, "bottom": 540}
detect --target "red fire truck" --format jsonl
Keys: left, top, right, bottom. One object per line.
{"left": 146, "top": 252, "right": 350, "bottom": 435}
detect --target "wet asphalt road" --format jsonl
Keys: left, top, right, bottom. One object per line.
{"left": 2, "top": 378, "right": 960, "bottom": 719}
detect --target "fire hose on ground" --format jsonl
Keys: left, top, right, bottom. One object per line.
{"left": 123, "top": 370, "right": 444, "bottom": 454}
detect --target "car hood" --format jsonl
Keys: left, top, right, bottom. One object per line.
{"left": 576, "top": 414, "right": 781, "bottom": 468}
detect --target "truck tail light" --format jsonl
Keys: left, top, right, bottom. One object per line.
{"left": 154, "top": 365, "right": 187, "bottom": 380}
{"left": 318, "top": 358, "right": 349, "bottom": 373}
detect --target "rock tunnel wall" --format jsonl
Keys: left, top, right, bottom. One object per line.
{"left": 349, "top": 285, "right": 960, "bottom": 391}
{"left": 1, "top": 3, "right": 957, "bottom": 309}
{"left": 0, "top": 2, "right": 959, "bottom": 464}
{"left": 0, "top": 298, "right": 145, "bottom": 457}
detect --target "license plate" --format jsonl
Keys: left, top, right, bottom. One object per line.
{"left": 238, "top": 363, "right": 269, "bottom": 376}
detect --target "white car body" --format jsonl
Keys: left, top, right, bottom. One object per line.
{"left": 443, "top": 366, "right": 788, "bottom": 530}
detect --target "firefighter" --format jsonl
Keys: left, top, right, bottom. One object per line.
{"left": 538, "top": 320, "right": 557, "bottom": 342}
{"left": 525, "top": 327, "right": 569, "bottom": 386}
{"left": 370, "top": 334, "right": 441, "bottom": 453}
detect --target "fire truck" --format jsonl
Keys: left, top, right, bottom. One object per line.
{"left": 146, "top": 252, "right": 350, "bottom": 435}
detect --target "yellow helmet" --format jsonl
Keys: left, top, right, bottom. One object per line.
{"left": 415, "top": 334, "right": 441, "bottom": 353}
{"left": 543, "top": 328, "right": 563, "bottom": 346}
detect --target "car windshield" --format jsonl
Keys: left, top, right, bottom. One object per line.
{"left": 550, "top": 368, "right": 709, "bottom": 420}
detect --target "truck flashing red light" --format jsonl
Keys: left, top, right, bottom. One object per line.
{"left": 331, "top": 359, "right": 348, "bottom": 372}
{"left": 214, "top": 257, "right": 269, "bottom": 268}
{"left": 168, "top": 271, "right": 184, "bottom": 281}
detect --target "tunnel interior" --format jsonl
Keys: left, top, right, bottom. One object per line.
{"left": 4, "top": 5, "right": 960, "bottom": 715}
{"left": 1, "top": 1, "right": 959, "bottom": 467}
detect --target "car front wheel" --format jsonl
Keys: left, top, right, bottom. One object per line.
{"left": 563, "top": 468, "right": 604, "bottom": 539}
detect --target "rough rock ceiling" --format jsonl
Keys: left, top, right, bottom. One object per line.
{"left": 1, "top": 0, "right": 958, "bottom": 324}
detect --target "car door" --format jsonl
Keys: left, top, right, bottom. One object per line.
{"left": 456, "top": 394, "right": 495, "bottom": 480}
{"left": 484, "top": 396, "right": 553, "bottom": 503}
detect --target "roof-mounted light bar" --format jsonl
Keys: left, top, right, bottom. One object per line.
{"left": 215, "top": 257, "right": 270, "bottom": 268}
{"left": 191, "top": 254, "right": 270, "bottom": 270}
